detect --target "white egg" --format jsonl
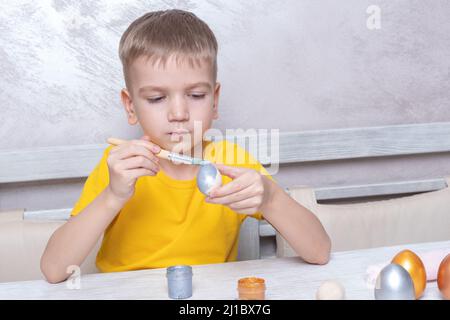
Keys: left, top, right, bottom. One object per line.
{"left": 197, "top": 163, "right": 222, "bottom": 196}
{"left": 316, "top": 280, "right": 346, "bottom": 300}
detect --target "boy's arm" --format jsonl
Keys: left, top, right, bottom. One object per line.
{"left": 40, "top": 186, "right": 125, "bottom": 283}
{"left": 206, "top": 164, "right": 331, "bottom": 265}
{"left": 259, "top": 178, "right": 331, "bottom": 265}
{"left": 41, "top": 137, "right": 161, "bottom": 283}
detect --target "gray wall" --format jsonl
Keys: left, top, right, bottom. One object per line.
{"left": 1, "top": 0, "right": 450, "bottom": 211}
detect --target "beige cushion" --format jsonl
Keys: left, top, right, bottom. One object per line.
{"left": 0, "top": 210, "right": 100, "bottom": 283}
{"left": 0, "top": 209, "right": 24, "bottom": 223}
{"left": 276, "top": 178, "right": 450, "bottom": 257}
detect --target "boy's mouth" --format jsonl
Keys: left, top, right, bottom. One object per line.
{"left": 168, "top": 129, "right": 191, "bottom": 142}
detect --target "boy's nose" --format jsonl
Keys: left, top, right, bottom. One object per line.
{"left": 167, "top": 98, "right": 190, "bottom": 122}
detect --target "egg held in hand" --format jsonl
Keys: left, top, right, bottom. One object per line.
{"left": 197, "top": 163, "right": 222, "bottom": 196}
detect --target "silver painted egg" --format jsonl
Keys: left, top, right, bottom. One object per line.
{"left": 374, "top": 263, "right": 415, "bottom": 300}
{"left": 197, "top": 163, "right": 222, "bottom": 196}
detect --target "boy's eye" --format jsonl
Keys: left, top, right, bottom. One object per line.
{"left": 189, "top": 93, "right": 206, "bottom": 99}
{"left": 147, "top": 96, "right": 165, "bottom": 104}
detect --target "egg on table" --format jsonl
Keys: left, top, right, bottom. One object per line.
{"left": 438, "top": 254, "right": 450, "bottom": 300}
{"left": 374, "top": 263, "right": 415, "bottom": 300}
{"left": 391, "top": 249, "right": 427, "bottom": 299}
{"left": 316, "top": 280, "right": 346, "bottom": 300}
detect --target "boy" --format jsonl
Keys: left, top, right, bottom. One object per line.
{"left": 41, "top": 9, "right": 330, "bottom": 283}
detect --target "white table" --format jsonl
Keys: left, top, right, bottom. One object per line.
{"left": 0, "top": 240, "right": 449, "bottom": 300}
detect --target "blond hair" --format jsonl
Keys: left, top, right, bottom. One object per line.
{"left": 119, "top": 9, "right": 218, "bottom": 88}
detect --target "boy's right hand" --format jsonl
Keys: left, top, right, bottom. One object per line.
{"left": 106, "top": 135, "right": 161, "bottom": 204}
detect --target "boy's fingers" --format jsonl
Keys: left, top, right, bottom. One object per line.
{"left": 130, "top": 139, "right": 161, "bottom": 153}
{"left": 208, "top": 176, "right": 252, "bottom": 198}
{"left": 214, "top": 164, "right": 246, "bottom": 179}
{"left": 128, "top": 168, "right": 158, "bottom": 179}
{"left": 109, "top": 137, "right": 160, "bottom": 154}
{"left": 114, "top": 145, "right": 159, "bottom": 164}
{"left": 120, "top": 156, "right": 160, "bottom": 173}
{"left": 206, "top": 184, "right": 253, "bottom": 205}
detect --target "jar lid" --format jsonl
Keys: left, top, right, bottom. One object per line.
{"left": 166, "top": 265, "right": 193, "bottom": 276}
{"left": 238, "top": 277, "right": 266, "bottom": 289}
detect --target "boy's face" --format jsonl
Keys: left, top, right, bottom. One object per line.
{"left": 121, "top": 54, "right": 220, "bottom": 154}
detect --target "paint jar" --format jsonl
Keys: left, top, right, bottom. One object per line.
{"left": 237, "top": 277, "right": 266, "bottom": 300}
{"left": 166, "top": 265, "right": 193, "bottom": 299}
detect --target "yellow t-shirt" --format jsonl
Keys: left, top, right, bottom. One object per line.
{"left": 71, "top": 140, "right": 274, "bottom": 272}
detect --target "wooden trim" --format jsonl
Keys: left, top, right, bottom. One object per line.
{"left": 0, "top": 144, "right": 105, "bottom": 184}
{"left": 314, "top": 178, "right": 447, "bottom": 200}
{"left": 219, "top": 122, "right": 450, "bottom": 164}
{"left": 23, "top": 208, "right": 72, "bottom": 221}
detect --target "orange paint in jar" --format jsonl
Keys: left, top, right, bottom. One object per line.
{"left": 237, "top": 277, "right": 266, "bottom": 300}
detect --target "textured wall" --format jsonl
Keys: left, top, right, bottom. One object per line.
{"left": 1, "top": 0, "right": 450, "bottom": 211}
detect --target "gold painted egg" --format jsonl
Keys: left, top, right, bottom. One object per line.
{"left": 392, "top": 249, "right": 426, "bottom": 299}
{"left": 437, "top": 254, "right": 450, "bottom": 300}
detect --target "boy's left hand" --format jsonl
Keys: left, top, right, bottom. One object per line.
{"left": 205, "top": 164, "right": 272, "bottom": 215}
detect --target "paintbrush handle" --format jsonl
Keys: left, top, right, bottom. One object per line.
{"left": 106, "top": 137, "right": 171, "bottom": 161}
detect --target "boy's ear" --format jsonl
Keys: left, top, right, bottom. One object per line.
{"left": 120, "top": 88, "right": 139, "bottom": 125}
{"left": 212, "top": 82, "right": 220, "bottom": 120}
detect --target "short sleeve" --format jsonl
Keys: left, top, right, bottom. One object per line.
{"left": 70, "top": 146, "right": 112, "bottom": 217}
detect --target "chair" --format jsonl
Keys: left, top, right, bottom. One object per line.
{"left": 0, "top": 209, "right": 100, "bottom": 282}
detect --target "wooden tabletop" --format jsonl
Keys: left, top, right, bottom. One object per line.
{"left": 1, "top": 240, "right": 449, "bottom": 300}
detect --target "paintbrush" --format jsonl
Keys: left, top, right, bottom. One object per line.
{"left": 107, "top": 137, "right": 210, "bottom": 166}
